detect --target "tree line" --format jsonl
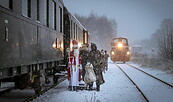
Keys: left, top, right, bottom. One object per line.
{"left": 152, "top": 19, "right": 173, "bottom": 62}
{"left": 75, "top": 12, "right": 117, "bottom": 51}
{"left": 133, "top": 18, "right": 173, "bottom": 71}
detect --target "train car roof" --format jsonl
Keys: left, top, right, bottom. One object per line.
{"left": 63, "top": 3, "right": 89, "bottom": 34}
{"left": 69, "top": 13, "right": 84, "bottom": 29}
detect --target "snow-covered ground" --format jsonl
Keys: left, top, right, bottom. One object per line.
{"left": 129, "top": 63, "right": 173, "bottom": 85}
{"left": 32, "top": 59, "right": 173, "bottom": 102}
{"left": 32, "top": 60, "right": 145, "bottom": 102}
{"left": 1, "top": 58, "right": 173, "bottom": 102}
{"left": 118, "top": 64, "right": 173, "bottom": 102}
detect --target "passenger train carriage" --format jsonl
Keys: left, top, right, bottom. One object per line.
{"left": 110, "top": 37, "right": 130, "bottom": 63}
{"left": 0, "top": 0, "right": 89, "bottom": 94}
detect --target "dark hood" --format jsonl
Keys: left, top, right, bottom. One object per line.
{"left": 91, "top": 43, "right": 97, "bottom": 51}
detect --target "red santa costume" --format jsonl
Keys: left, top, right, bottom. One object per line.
{"left": 67, "top": 40, "right": 82, "bottom": 91}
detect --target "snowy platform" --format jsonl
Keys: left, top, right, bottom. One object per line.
{"left": 32, "top": 63, "right": 146, "bottom": 102}
{"left": 32, "top": 62, "right": 173, "bottom": 102}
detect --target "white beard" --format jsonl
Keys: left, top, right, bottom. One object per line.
{"left": 74, "top": 49, "right": 79, "bottom": 57}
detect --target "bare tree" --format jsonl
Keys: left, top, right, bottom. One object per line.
{"left": 153, "top": 19, "right": 173, "bottom": 62}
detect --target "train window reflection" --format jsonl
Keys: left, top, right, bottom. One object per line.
{"left": 22, "top": 0, "right": 31, "bottom": 17}
{"left": 122, "top": 39, "right": 127, "bottom": 43}
{"left": 0, "top": 0, "right": 12, "bottom": 9}
{"left": 113, "top": 39, "right": 118, "bottom": 43}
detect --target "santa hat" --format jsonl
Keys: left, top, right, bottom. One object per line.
{"left": 72, "top": 40, "right": 78, "bottom": 48}
{"left": 72, "top": 40, "right": 78, "bottom": 45}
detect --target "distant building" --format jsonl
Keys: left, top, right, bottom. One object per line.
{"left": 131, "top": 45, "right": 157, "bottom": 58}
{"left": 130, "top": 45, "right": 142, "bottom": 57}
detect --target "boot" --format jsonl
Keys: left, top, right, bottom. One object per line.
{"left": 88, "top": 83, "right": 93, "bottom": 90}
{"left": 72, "top": 86, "right": 75, "bottom": 91}
{"left": 68, "top": 86, "right": 72, "bottom": 91}
{"left": 76, "top": 86, "right": 78, "bottom": 92}
{"left": 96, "top": 87, "right": 100, "bottom": 91}
{"left": 96, "top": 83, "right": 100, "bottom": 91}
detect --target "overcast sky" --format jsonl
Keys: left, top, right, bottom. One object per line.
{"left": 63, "top": 0, "right": 173, "bottom": 43}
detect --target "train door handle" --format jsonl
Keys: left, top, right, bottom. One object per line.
{"left": 5, "top": 27, "right": 9, "bottom": 41}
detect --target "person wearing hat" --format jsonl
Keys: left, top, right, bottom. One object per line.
{"left": 67, "top": 40, "right": 82, "bottom": 91}
{"left": 79, "top": 43, "right": 90, "bottom": 81}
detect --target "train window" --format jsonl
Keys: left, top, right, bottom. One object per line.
{"left": 22, "top": 0, "right": 31, "bottom": 18}
{"left": 22, "top": 0, "right": 28, "bottom": 17}
{"left": 37, "top": 0, "right": 40, "bottom": 21}
{"left": 0, "top": 0, "right": 12, "bottom": 9}
{"left": 28, "top": 0, "right": 31, "bottom": 17}
{"left": 74, "top": 23, "right": 75, "bottom": 39}
{"left": 122, "top": 39, "right": 127, "bottom": 43}
{"left": 70, "top": 20, "right": 73, "bottom": 38}
{"left": 46, "top": 0, "right": 49, "bottom": 27}
{"left": 76, "top": 25, "right": 77, "bottom": 40}
{"left": 43, "top": 0, "right": 47, "bottom": 26}
{"left": 113, "top": 39, "right": 118, "bottom": 43}
{"left": 9, "top": 0, "right": 12, "bottom": 9}
{"left": 52, "top": 1, "right": 56, "bottom": 30}
{"left": 85, "top": 32, "right": 88, "bottom": 43}
{"left": 59, "top": 6, "right": 63, "bottom": 32}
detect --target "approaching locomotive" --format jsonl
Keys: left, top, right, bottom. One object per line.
{"left": 0, "top": 0, "right": 89, "bottom": 94}
{"left": 110, "top": 37, "right": 130, "bottom": 63}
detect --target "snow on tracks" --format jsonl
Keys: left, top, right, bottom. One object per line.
{"left": 117, "top": 63, "right": 173, "bottom": 102}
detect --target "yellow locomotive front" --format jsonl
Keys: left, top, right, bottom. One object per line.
{"left": 110, "top": 37, "right": 130, "bottom": 63}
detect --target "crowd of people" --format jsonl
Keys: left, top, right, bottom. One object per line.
{"left": 67, "top": 40, "right": 109, "bottom": 92}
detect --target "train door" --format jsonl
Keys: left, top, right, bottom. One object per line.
{"left": 63, "top": 7, "right": 70, "bottom": 65}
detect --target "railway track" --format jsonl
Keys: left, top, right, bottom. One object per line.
{"left": 0, "top": 76, "right": 67, "bottom": 102}
{"left": 116, "top": 63, "right": 173, "bottom": 102}
{"left": 116, "top": 64, "right": 149, "bottom": 102}
{"left": 126, "top": 63, "right": 173, "bottom": 87}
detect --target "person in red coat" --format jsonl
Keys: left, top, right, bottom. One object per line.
{"left": 67, "top": 40, "right": 82, "bottom": 91}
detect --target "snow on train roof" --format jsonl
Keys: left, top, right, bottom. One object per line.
{"left": 69, "top": 12, "right": 88, "bottom": 31}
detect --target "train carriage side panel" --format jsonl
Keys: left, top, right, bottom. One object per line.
{"left": 38, "top": 27, "right": 63, "bottom": 63}
{"left": 0, "top": 0, "right": 64, "bottom": 78}
{"left": 0, "top": 7, "right": 38, "bottom": 68}
{"left": 0, "top": 10, "right": 13, "bottom": 68}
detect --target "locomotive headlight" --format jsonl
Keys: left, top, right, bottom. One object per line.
{"left": 127, "top": 51, "right": 130, "bottom": 55}
{"left": 111, "top": 51, "right": 115, "bottom": 55}
{"left": 117, "top": 43, "right": 123, "bottom": 48}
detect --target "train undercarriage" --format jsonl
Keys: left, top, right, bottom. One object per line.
{"left": 0, "top": 61, "right": 66, "bottom": 94}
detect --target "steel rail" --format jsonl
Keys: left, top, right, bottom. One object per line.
{"left": 116, "top": 64, "right": 149, "bottom": 102}
{"left": 126, "top": 63, "right": 173, "bottom": 87}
